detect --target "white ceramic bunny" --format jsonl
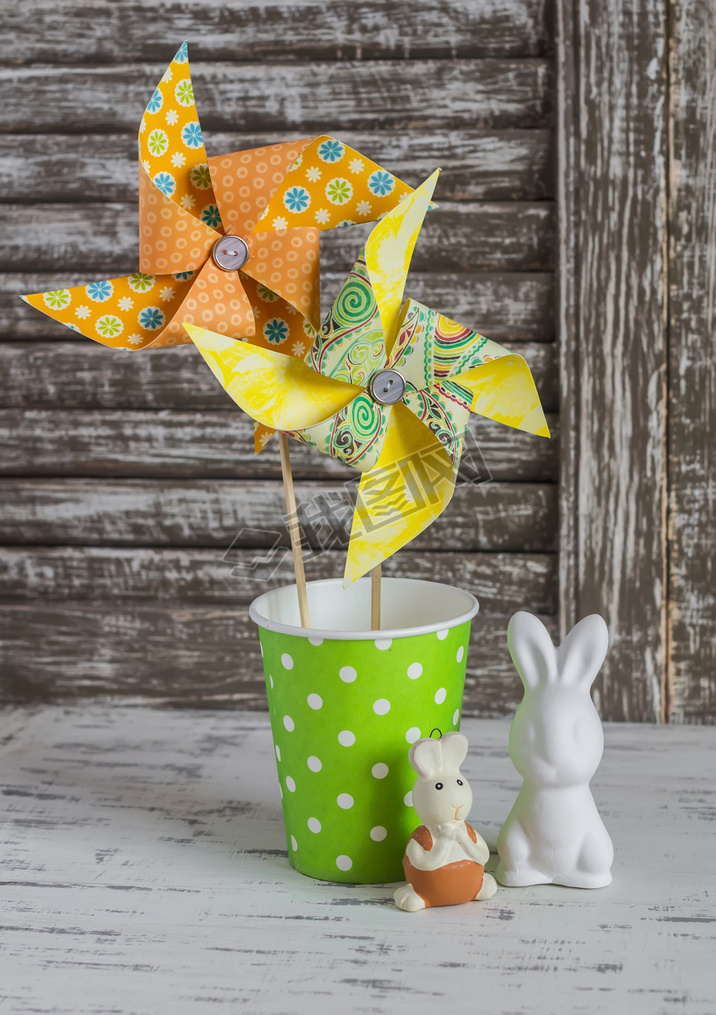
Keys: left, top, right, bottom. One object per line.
{"left": 393, "top": 731, "right": 498, "bottom": 911}
{"left": 496, "top": 612, "right": 614, "bottom": 889}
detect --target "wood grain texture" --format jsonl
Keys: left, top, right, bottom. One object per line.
{"left": 1, "top": 271, "right": 556, "bottom": 342}
{"left": 2, "top": 0, "right": 555, "bottom": 63}
{"left": 0, "top": 409, "right": 558, "bottom": 481}
{"left": 0, "top": 1, "right": 560, "bottom": 716}
{"left": 563, "top": 0, "right": 668, "bottom": 720}
{"left": 0, "top": 707, "right": 714, "bottom": 1015}
{"left": 555, "top": 0, "right": 578, "bottom": 639}
{"left": 0, "top": 201, "right": 556, "bottom": 274}
{"left": 0, "top": 480, "right": 558, "bottom": 552}
{"left": 1, "top": 130, "right": 555, "bottom": 202}
{"left": 0, "top": 61, "right": 554, "bottom": 133}
{"left": 0, "top": 547, "right": 557, "bottom": 613}
{"left": 667, "top": 0, "right": 716, "bottom": 722}
{"left": 0, "top": 340, "right": 558, "bottom": 412}
{"left": 0, "top": 607, "right": 550, "bottom": 710}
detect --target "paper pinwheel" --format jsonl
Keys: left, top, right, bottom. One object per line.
{"left": 22, "top": 41, "right": 416, "bottom": 358}
{"left": 185, "top": 172, "right": 550, "bottom": 583}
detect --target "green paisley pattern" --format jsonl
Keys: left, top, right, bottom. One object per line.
{"left": 294, "top": 392, "right": 388, "bottom": 471}
{"left": 403, "top": 384, "right": 470, "bottom": 468}
{"left": 389, "top": 300, "right": 433, "bottom": 390}
{"left": 306, "top": 254, "right": 385, "bottom": 386}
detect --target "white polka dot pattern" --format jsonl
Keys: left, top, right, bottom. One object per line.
{"left": 257, "top": 616, "right": 473, "bottom": 881}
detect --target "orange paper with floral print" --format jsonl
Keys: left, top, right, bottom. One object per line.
{"left": 23, "top": 43, "right": 416, "bottom": 359}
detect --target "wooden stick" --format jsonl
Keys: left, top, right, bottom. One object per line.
{"left": 371, "top": 563, "right": 381, "bottom": 630}
{"left": 278, "top": 432, "right": 310, "bottom": 628}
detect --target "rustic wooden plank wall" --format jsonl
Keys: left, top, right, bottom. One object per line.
{"left": 586, "top": 0, "right": 667, "bottom": 722}
{"left": 667, "top": 0, "right": 716, "bottom": 723}
{"left": 557, "top": 0, "right": 716, "bottom": 723}
{"left": 0, "top": 1, "right": 558, "bottom": 713}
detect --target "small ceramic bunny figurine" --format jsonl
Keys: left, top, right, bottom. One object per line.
{"left": 496, "top": 612, "right": 614, "bottom": 889}
{"left": 393, "top": 731, "right": 497, "bottom": 911}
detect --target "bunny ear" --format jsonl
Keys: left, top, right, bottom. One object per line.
{"left": 557, "top": 614, "right": 609, "bottom": 690}
{"left": 507, "top": 611, "right": 558, "bottom": 690}
{"left": 409, "top": 738, "right": 443, "bottom": 780}
{"left": 438, "top": 732, "right": 469, "bottom": 772}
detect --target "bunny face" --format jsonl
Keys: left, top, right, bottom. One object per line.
{"left": 506, "top": 612, "right": 610, "bottom": 789}
{"left": 509, "top": 688, "right": 604, "bottom": 787}
{"left": 409, "top": 733, "right": 474, "bottom": 827}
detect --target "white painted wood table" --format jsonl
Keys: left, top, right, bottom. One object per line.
{"left": 0, "top": 705, "right": 714, "bottom": 1014}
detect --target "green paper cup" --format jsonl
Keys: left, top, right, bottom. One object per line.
{"left": 250, "top": 577, "right": 478, "bottom": 884}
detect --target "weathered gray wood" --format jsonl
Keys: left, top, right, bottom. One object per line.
{"left": 0, "top": 61, "right": 554, "bottom": 133}
{"left": 0, "top": 480, "right": 558, "bottom": 552}
{"left": 0, "top": 1, "right": 561, "bottom": 720}
{"left": 1, "top": 1, "right": 554, "bottom": 63}
{"left": 0, "top": 607, "right": 552, "bottom": 710}
{"left": 0, "top": 547, "right": 557, "bottom": 614}
{"left": 0, "top": 409, "right": 558, "bottom": 481}
{"left": 1, "top": 271, "right": 556, "bottom": 342}
{"left": 0, "top": 708, "right": 714, "bottom": 1015}
{"left": 560, "top": 0, "right": 668, "bottom": 721}
{"left": 555, "top": 0, "right": 578, "bottom": 640}
{"left": 0, "top": 202, "right": 556, "bottom": 274}
{"left": 1, "top": 130, "right": 554, "bottom": 202}
{"left": 666, "top": 1, "right": 716, "bottom": 723}
{"left": 0, "top": 341, "right": 558, "bottom": 412}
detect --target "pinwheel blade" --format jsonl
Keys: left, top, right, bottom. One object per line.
{"left": 343, "top": 403, "right": 457, "bottom": 584}
{"left": 208, "top": 138, "right": 316, "bottom": 235}
{"left": 138, "top": 164, "right": 220, "bottom": 275}
{"left": 158, "top": 259, "right": 254, "bottom": 347}
{"left": 185, "top": 325, "right": 361, "bottom": 431}
{"left": 239, "top": 274, "right": 319, "bottom": 354}
{"left": 294, "top": 393, "right": 393, "bottom": 473}
{"left": 457, "top": 355, "right": 550, "bottom": 437}
{"left": 241, "top": 226, "right": 321, "bottom": 329}
{"left": 257, "top": 136, "right": 416, "bottom": 234}
{"left": 405, "top": 300, "right": 551, "bottom": 437}
{"left": 21, "top": 271, "right": 197, "bottom": 350}
{"left": 304, "top": 175, "right": 440, "bottom": 386}
{"left": 138, "top": 42, "right": 223, "bottom": 274}
{"left": 364, "top": 170, "right": 439, "bottom": 348}
{"left": 304, "top": 252, "right": 386, "bottom": 385}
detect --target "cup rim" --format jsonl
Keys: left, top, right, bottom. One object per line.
{"left": 249, "top": 577, "right": 479, "bottom": 641}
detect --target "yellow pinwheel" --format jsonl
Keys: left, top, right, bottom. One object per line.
{"left": 186, "top": 172, "right": 549, "bottom": 583}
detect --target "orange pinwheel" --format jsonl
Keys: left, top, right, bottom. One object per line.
{"left": 22, "top": 42, "right": 416, "bottom": 359}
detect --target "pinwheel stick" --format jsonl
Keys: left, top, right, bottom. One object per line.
{"left": 371, "top": 564, "right": 381, "bottom": 630}
{"left": 278, "top": 432, "right": 310, "bottom": 628}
